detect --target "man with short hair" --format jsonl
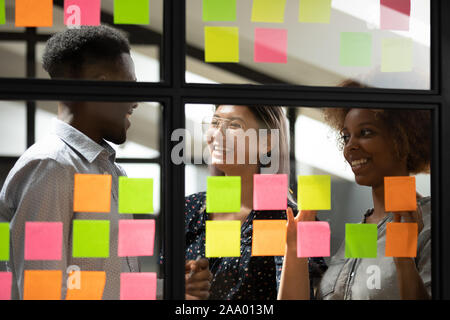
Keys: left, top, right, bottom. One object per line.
{"left": 0, "top": 26, "right": 210, "bottom": 300}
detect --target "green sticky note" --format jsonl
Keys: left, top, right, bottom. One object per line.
{"left": 0, "top": 0, "right": 5, "bottom": 25}
{"left": 206, "top": 176, "right": 241, "bottom": 213}
{"left": 251, "top": 0, "right": 287, "bottom": 23}
{"left": 73, "top": 220, "right": 110, "bottom": 258}
{"left": 381, "top": 38, "right": 413, "bottom": 72}
{"left": 345, "top": 224, "right": 378, "bottom": 258}
{"left": 204, "top": 26, "right": 239, "bottom": 63}
{"left": 340, "top": 32, "right": 372, "bottom": 67}
{"left": 203, "top": 0, "right": 236, "bottom": 21}
{"left": 0, "top": 223, "right": 10, "bottom": 261}
{"left": 205, "top": 220, "right": 241, "bottom": 257}
{"left": 114, "top": 0, "right": 149, "bottom": 25}
{"left": 299, "top": 0, "right": 332, "bottom": 23}
{"left": 298, "top": 175, "right": 331, "bottom": 211}
{"left": 118, "top": 177, "right": 154, "bottom": 214}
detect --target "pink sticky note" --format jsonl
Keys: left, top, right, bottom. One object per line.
{"left": 118, "top": 220, "right": 155, "bottom": 257}
{"left": 0, "top": 272, "right": 12, "bottom": 300}
{"left": 380, "top": 0, "right": 410, "bottom": 31}
{"left": 254, "top": 28, "right": 288, "bottom": 64}
{"left": 120, "top": 272, "right": 157, "bottom": 300}
{"left": 64, "top": 0, "right": 101, "bottom": 26}
{"left": 297, "top": 221, "right": 330, "bottom": 258}
{"left": 253, "top": 174, "right": 288, "bottom": 210}
{"left": 24, "top": 222, "right": 63, "bottom": 261}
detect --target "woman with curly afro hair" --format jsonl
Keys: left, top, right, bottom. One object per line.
{"left": 278, "top": 80, "right": 432, "bottom": 300}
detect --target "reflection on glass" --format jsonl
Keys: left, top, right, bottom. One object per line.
{"left": 186, "top": 0, "right": 430, "bottom": 89}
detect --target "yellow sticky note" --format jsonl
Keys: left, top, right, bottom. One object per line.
{"left": 251, "top": 0, "right": 287, "bottom": 23}
{"left": 205, "top": 221, "right": 241, "bottom": 257}
{"left": 298, "top": 175, "right": 331, "bottom": 211}
{"left": 299, "top": 0, "right": 332, "bottom": 23}
{"left": 381, "top": 38, "right": 413, "bottom": 73}
{"left": 204, "top": 26, "right": 239, "bottom": 63}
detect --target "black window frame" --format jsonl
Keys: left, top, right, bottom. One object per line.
{"left": 0, "top": 0, "right": 449, "bottom": 300}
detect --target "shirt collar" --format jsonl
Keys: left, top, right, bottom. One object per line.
{"left": 52, "top": 118, "right": 117, "bottom": 163}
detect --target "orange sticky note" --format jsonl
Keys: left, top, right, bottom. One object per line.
{"left": 73, "top": 174, "right": 112, "bottom": 213}
{"left": 251, "top": 220, "right": 287, "bottom": 256}
{"left": 385, "top": 222, "right": 418, "bottom": 257}
{"left": 15, "top": 0, "right": 53, "bottom": 27}
{"left": 384, "top": 176, "right": 416, "bottom": 212}
{"left": 66, "top": 271, "right": 106, "bottom": 300}
{"left": 23, "top": 270, "right": 62, "bottom": 300}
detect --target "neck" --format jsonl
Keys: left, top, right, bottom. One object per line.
{"left": 58, "top": 105, "right": 103, "bottom": 145}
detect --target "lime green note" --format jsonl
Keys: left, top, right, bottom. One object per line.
{"left": 251, "top": 0, "right": 287, "bottom": 23}
{"left": 299, "top": 0, "right": 332, "bottom": 23}
{"left": 340, "top": 32, "right": 372, "bottom": 67}
{"left": 381, "top": 38, "right": 413, "bottom": 73}
{"left": 205, "top": 221, "right": 241, "bottom": 257}
{"left": 203, "top": 0, "right": 236, "bottom": 22}
{"left": 72, "top": 220, "right": 110, "bottom": 258}
{"left": 345, "top": 224, "right": 378, "bottom": 258}
{"left": 0, "top": 0, "right": 5, "bottom": 25}
{"left": 118, "top": 177, "right": 154, "bottom": 214}
{"left": 298, "top": 175, "right": 331, "bottom": 211}
{"left": 206, "top": 176, "right": 241, "bottom": 213}
{"left": 0, "top": 223, "right": 10, "bottom": 261}
{"left": 204, "top": 26, "right": 239, "bottom": 63}
{"left": 114, "top": 0, "right": 149, "bottom": 25}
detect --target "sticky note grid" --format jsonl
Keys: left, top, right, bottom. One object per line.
{"left": 114, "top": 0, "right": 150, "bottom": 25}
{"left": 0, "top": 0, "right": 5, "bottom": 25}
{"left": 64, "top": 0, "right": 101, "bottom": 26}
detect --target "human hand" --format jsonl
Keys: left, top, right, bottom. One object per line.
{"left": 185, "top": 257, "right": 213, "bottom": 300}
{"left": 286, "top": 207, "right": 317, "bottom": 250}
